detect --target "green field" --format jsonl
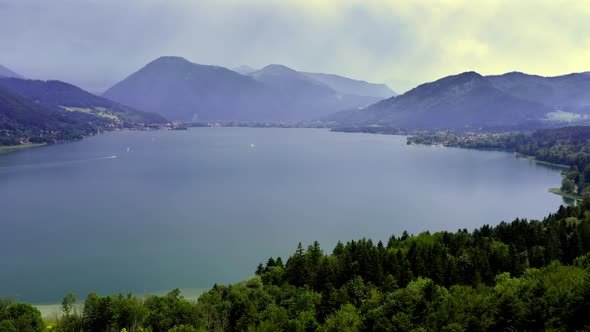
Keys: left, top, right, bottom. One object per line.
{"left": 0, "top": 143, "right": 46, "bottom": 154}
{"left": 549, "top": 187, "right": 582, "bottom": 201}
{"left": 62, "top": 106, "right": 120, "bottom": 121}
{"left": 516, "top": 153, "right": 571, "bottom": 169}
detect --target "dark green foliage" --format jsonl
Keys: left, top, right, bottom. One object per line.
{"left": 562, "top": 177, "right": 576, "bottom": 193}
{"left": 72, "top": 292, "right": 148, "bottom": 332}
{"left": 0, "top": 300, "right": 43, "bottom": 332}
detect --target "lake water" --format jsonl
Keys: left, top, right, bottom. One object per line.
{"left": 0, "top": 128, "right": 565, "bottom": 303}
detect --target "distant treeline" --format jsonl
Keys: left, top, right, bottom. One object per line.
{"left": 4, "top": 197, "right": 590, "bottom": 331}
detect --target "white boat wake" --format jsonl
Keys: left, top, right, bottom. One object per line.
{"left": 0, "top": 155, "right": 118, "bottom": 170}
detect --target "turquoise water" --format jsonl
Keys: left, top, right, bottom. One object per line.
{"left": 0, "top": 128, "right": 564, "bottom": 303}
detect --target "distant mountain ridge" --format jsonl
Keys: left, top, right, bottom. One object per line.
{"left": 103, "top": 57, "right": 395, "bottom": 121}
{"left": 0, "top": 78, "right": 166, "bottom": 124}
{"left": 104, "top": 56, "right": 285, "bottom": 121}
{"left": 235, "top": 64, "right": 396, "bottom": 98}
{"left": 302, "top": 72, "right": 395, "bottom": 99}
{"left": 0, "top": 65, "right": 24, "bottom": 79}
{"left": 247, "top": 64, "right": 340, "bottom": 117}
{"left": 487, "top": 71, "right": 590, "bottom": 113}
{"left": 330, "top": 71, "right": 555, "bottom": 130}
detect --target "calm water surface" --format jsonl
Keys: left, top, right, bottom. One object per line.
{"left": 0, "top": 128, "right": 565, "bottom": 303}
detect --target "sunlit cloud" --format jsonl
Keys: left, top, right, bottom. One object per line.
{"left": 0, "top": 0, "right": 588, "bottom": 93}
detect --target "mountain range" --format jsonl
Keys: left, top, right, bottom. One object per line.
{"left": 330, "top": 71, "right": 590, "bottom": 130}
{"left": 2, "top": 58, "right": 590, "bottom": 140}
{"left": 103, "top": 57, "right": 396, "bottom": 121}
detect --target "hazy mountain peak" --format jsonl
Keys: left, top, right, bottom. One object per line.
{"left": 150, "top": 56, "right": 191, "bottom": 64}
{"left": 489, "top": 71, "right": 545, "bottom": 80}
{"left": 446, "top": 71, "right": 484, "bottom": 80}
{"left": 0, "top": 65, "right": 24, "bottom": 79}
{"left": 142, "top": 56, "right": 241, "bottom": 75}
{"left": 113, "top": 56, "right": 254, "bottom": 88}
{"left": 302, "top": 71, "right": 396, "bottom": 99}
{"left": 409, "top": 71, "right": 486, "bottom": 90}
{"left": 403, "top": 71, "right": 488, "bottom": 98}
{"left": 142, "top": 56, "right": 196, "bottom": 71}
{"left": 249, "top": 64, "right": 336, "bottom": 95}
{"left": 254, "top": 64, "right": 300, "bottom": 76}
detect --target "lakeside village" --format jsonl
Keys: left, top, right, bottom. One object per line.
{"left": 1, "top": 121, "right": 187, "bottom": 148}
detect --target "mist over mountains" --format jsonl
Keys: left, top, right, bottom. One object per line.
{"left": 487, "top": 72, "right": 590, "bottom": 114}
{"left": 0, "top": 65, "right": 24, "bottom": 79}
{"left": 103, "top": 57, "right": 395, "bottom": 121}
{"left": 301, "top": 72, "right": 395, "bottom": 99}
{"left": 235, "top": 64, "right": 395, "bottom": 99}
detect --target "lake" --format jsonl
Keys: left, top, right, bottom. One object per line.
{"left": 0, "top": 127, "right": 565, "bottom": 303}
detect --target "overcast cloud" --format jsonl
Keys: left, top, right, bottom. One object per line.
{"left": 1, "top": 0, "right": 589, "bottom": 93}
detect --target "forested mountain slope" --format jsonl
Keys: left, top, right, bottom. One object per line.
{"left": 0, "top": 78, "right": 166, "bottom": 124}
{"left": 330, "top": 72, "right": 552, "bottom": 130}
{"left": 0, "top": 86, "right": 107, "bottom": 145}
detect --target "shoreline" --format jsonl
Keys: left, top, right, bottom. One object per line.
{"left": 0, "top": 125, "right": 184, "bottom": 156}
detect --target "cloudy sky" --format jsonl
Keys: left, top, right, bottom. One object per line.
{"left": 1, "top": 0, "right": 589, "bottom": 93}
